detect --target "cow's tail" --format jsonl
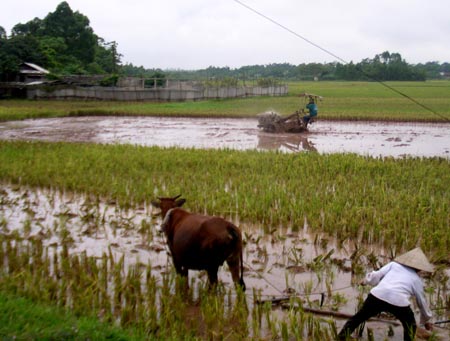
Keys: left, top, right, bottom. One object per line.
{"left": 228, "top": 225, "right": 246, "bottom": 291}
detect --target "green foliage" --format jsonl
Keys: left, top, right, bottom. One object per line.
{"left": 0, "top": 26, "right": 6, "bottom": 39}
{"left": 40, "top": 2, "right": 96, "bottom": 65}
{"left": 415, "top": 61, "right": 450, "bottom": 79}
{"left": 139, "top": 53, "right": 445, "bottom": 82}
{"left": 0, "top": 35, "right": 47, "bottom": 80}
{"left": 335, "top": 51, "right": 426, "bottom": 81}
{"left": 99, "top": 74, "right": 119, "bottom": 87}
{"left": 121, "top": 63, "right": 159, "bottom": 77}
{"left": 256, "top": 77, "right": 283, "bottom": 87}
{"left": 202, "top": 76, "right": 239, "bottom": 87}
{"left": 144, "top": 71, "right": 167, "bottom": 87}
{"left": 94, "top": 39, "right": 121, "bottom": 74}
{"left": 0, "top": 292, "right": 139, "bottom": 339}
{"left": 38, "top": 36, "right": 67, "bottom": 70}
{"left": 0, "top": 1, "right": 120, "bottom": 78}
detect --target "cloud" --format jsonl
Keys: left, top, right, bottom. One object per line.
{"left": 1, "top": 0, "right": 449, "bottom": 68}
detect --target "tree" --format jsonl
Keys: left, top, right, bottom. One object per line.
{"left": 12, "top": 18, "right": 43, "bottom": 37}
{"left": 42, "top": 1, "right": 97, "bottom": 65}
{"left": 0, "top": 35, "right": 47, "bottom": 81}
{"left": 145, "top": 71, "right": 166, "bottom": 87}
{"left": 332, "top": 51, "right": 426, "bottom": 81}
{"left": 2, "top": 1, "right": 121, "bottom": 76}
{"left": 0, "top": 26, "right": 6, "bottom": 39}
{"left": 38, "top": 36, "right": 67, "bottom": 70}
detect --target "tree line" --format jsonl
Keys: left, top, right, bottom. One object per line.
{"left": 161, "top": 54, "right": 449, "bottom": 82}
{"left": 1, "top": 1, "right": 449, "bottom": 83}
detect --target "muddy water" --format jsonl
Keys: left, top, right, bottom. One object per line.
{"left": 1, "top": 185, "right": 448, "bottom": 340}
{"left": 0, "top": 116, "right": 449, "bottom": 158}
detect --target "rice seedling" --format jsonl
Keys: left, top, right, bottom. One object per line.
{"left": 330, "top": 292, "right": 348, "bottom": 312}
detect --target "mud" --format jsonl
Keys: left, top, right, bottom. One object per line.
{"left": 1, "top": 185, "right": 448, "bottom": 340}
{"left": 0, "top": 116, "right": 449, "bottom": 158}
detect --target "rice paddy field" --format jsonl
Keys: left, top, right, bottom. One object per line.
{"left": 0, "top": 81, "right": 449, "bottom": 340}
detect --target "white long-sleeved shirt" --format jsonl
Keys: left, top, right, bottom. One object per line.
{"left": 364, "top": 261, "right": 432, "bottom": 324}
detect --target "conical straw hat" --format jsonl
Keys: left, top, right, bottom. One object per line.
{"left": 394, "top": 247, "right": 434, "bottom": 273}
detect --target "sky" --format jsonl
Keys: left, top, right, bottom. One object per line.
{"left": 2, "top": 0, "right": 449, "bottom": 70}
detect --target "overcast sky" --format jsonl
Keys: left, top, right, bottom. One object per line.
{"left": 2, "top": 0, "right": 449, "bottom": 70}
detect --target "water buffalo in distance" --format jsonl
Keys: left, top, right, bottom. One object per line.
{"left": 152, "top": 195, "right": 246, "bottom": 292}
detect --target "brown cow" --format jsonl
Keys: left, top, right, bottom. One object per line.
{"left": 152, "top": 195, "right": 246, "bottom": 291}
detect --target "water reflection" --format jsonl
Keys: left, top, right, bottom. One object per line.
{"left": 257, "top": 132, "right": 317, "bottom": 152}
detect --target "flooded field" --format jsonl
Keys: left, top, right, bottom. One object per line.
{"left": 0, "top": 116, "right": 449, "bottom": 158}
{"left": 1, "top": 116, "right": 449, "bottom": 339}
{"left": 1, "top": 184, "right": 448, "bottom": 339}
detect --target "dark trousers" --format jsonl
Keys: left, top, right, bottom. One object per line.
{"left": 338, "top": 293, "right": 417, "bottom": 341}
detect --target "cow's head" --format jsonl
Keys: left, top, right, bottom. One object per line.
{"left": 151, "top": 194, "right": 186, "bottom": 218}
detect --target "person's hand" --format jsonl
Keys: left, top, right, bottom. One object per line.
{"left": 358, "top": 278, "right": 368, "bottom": 286}
{"left": 424, "top": 322, "right": 433, "bottom": 331}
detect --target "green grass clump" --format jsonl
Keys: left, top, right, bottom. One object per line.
{"left": 0, "top": 292, "right": 140, "bottom": 340}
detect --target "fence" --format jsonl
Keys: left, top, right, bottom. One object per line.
{"left": 26, "top": 84, "right": 288, "bottom": 101}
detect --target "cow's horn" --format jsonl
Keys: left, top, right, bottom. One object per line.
{"left": 172, "top": 194, "right": 182, "bottom": 200}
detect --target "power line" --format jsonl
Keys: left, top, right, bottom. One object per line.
{"left": 233, "top": 0, "right": 348, "bottom": 65}
{"left": 232, "top": 0, "right": 449, "bottom": 122}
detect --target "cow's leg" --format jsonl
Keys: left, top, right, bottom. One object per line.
{"left": 227, "top": 251, "right": 246, "bottom": 291}
{"left": 173, "top": 261, "right": 189, "bottom": 293}
{"left": 207, "top": 266, "right": 219, "bottom": 290}
{"left": 227, "top": 258, "right": 240, "bottom": 284}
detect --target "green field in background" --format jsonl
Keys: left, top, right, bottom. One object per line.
{"left": 1, "top": 81, "right": 449, "bottom": 122}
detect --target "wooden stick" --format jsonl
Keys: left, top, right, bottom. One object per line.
{"left": 256, "top": 297, "right": 400, "bottom": 326}
{"left": 296, "top": 306, "right": 400, "bottom": 326}
{"left": 255, "top": 296, "right": 293, "bottom": 305}
{"left": 434, "top": 319, "right": 450, "bottom": 325}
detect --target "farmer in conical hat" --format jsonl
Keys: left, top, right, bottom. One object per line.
{"left": 338, "top": 247, "right": 434, "bottom": 341}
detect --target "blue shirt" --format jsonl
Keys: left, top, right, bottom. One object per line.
{"left": 306, "top": 103, "right": 318, "bottom": 116}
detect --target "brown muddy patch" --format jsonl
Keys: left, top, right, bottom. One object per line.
{"left": 0, "top": 116, "right": 449, "bottom": 158}
{"left": 1, "top": 185, "right": 448, "bottom": 340}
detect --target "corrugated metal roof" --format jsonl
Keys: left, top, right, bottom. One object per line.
{"left": 20, "top": 62, "right": 50, "bottom": 74}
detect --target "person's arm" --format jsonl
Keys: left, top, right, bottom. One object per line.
{"left": 412, "top": 278, "right": 433, "bottom": 328}
{"left": 363, "top": 262, "right": 393, "bottom": 286}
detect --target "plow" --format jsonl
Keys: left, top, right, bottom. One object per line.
{"left": 257, "top": 93, "right": 322, "bottom": 133}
